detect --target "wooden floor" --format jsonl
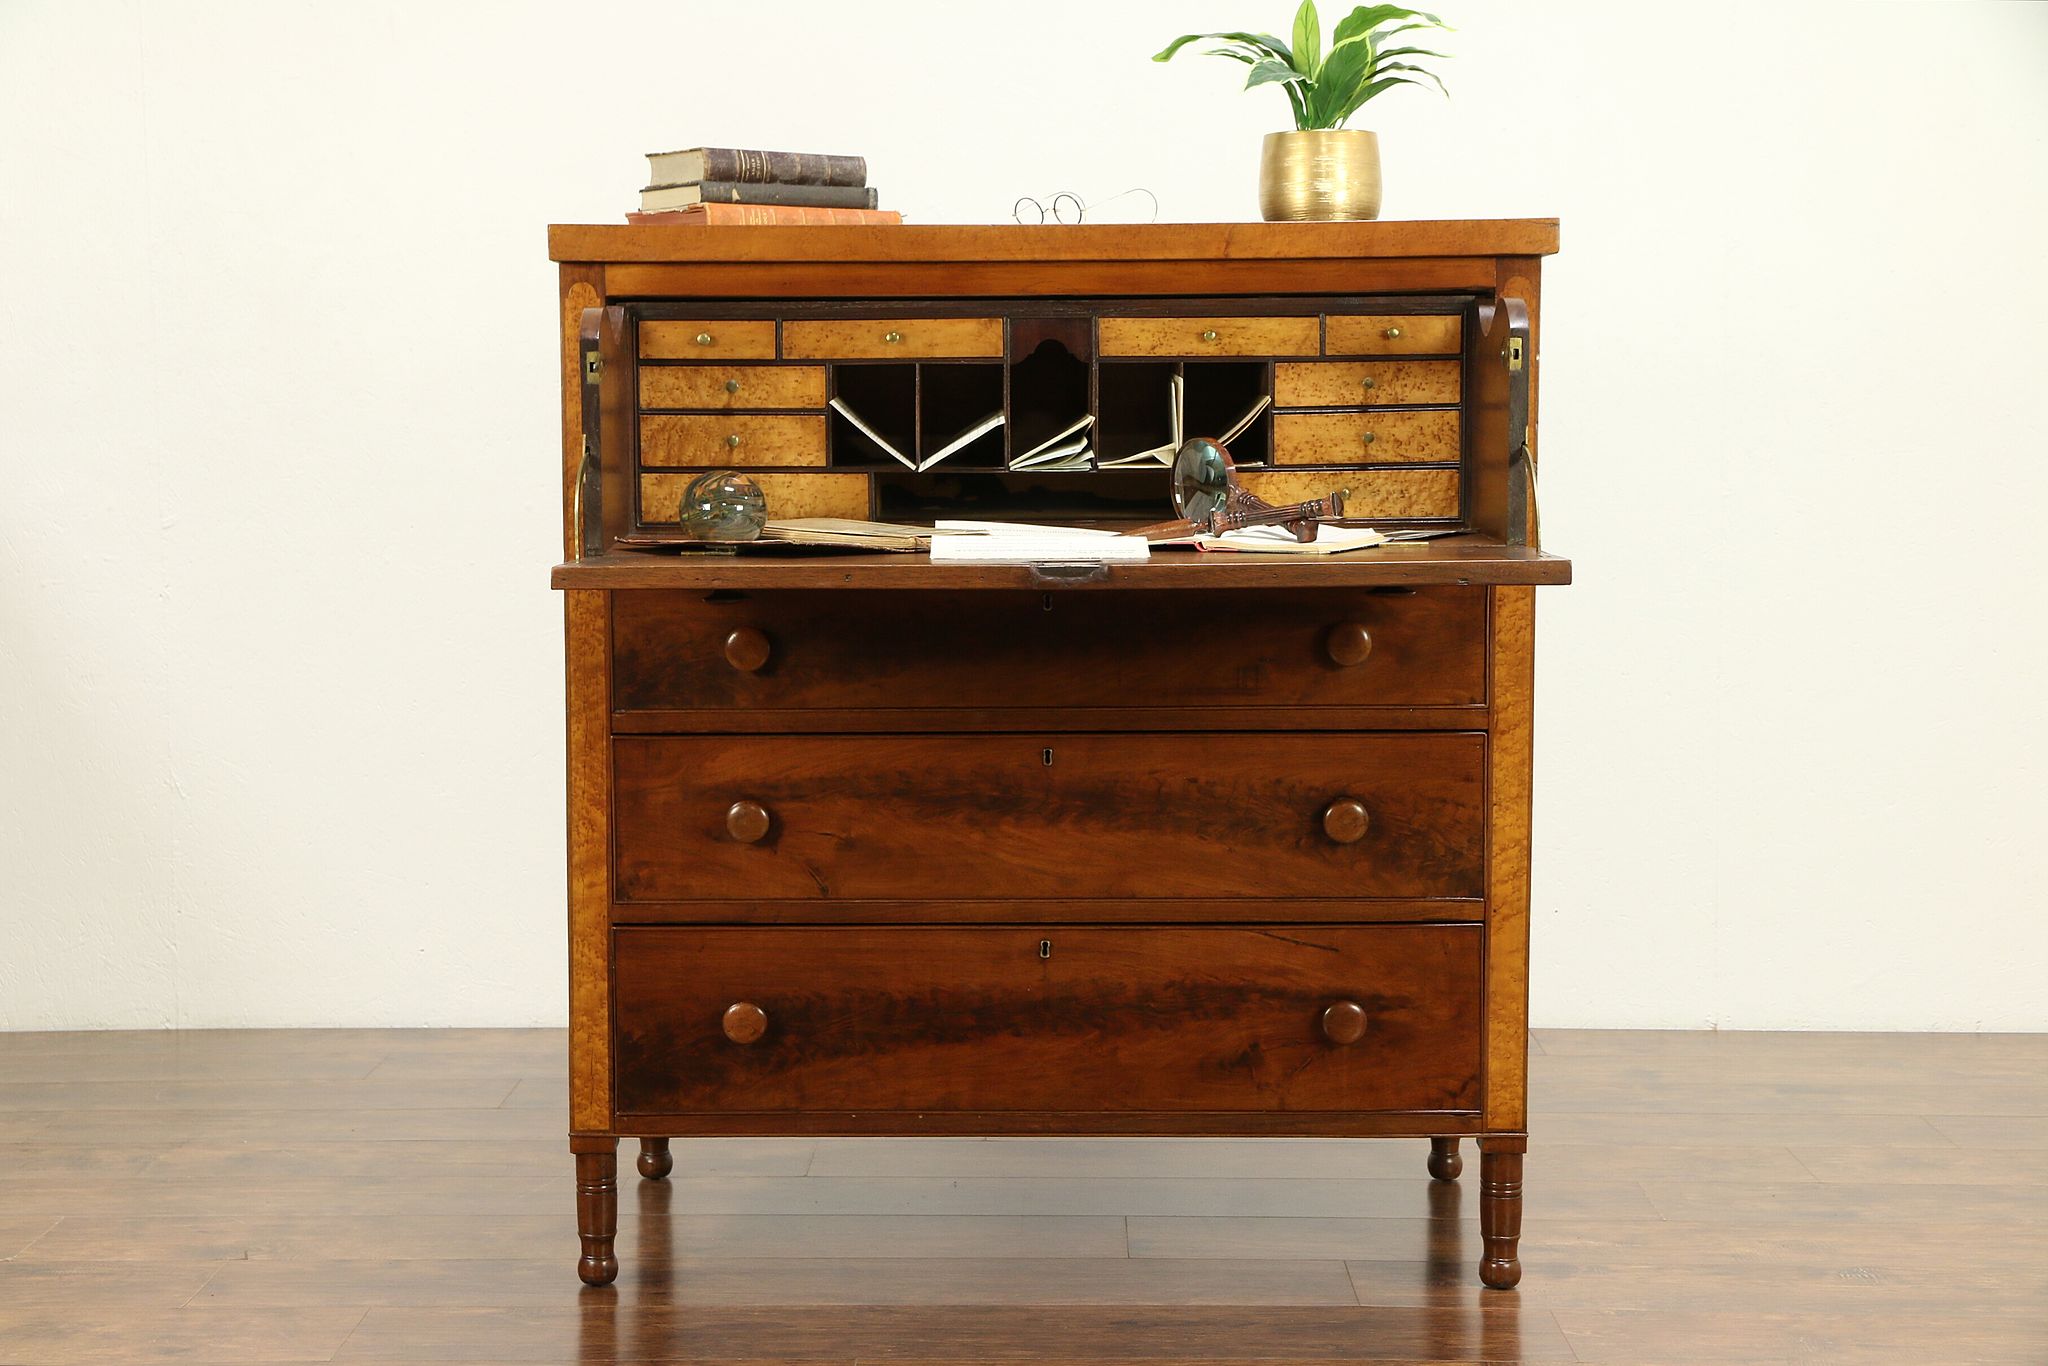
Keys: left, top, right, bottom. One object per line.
{"left": 0, "top": 1029, "right": 2042, "bottom": 1364}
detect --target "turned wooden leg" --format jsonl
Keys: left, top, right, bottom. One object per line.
{"left": 636, "top": 1137, "right": 673, "bottom": 1181}
{"left": 573, "top": 1138, "right": 619, "bottom": 1286}
{"left": 1427, "top": 1135, "right": 1463, "bottom": 1181}
{"left": 1478, "top": 1135, "right": 1526, "bottom": 1290}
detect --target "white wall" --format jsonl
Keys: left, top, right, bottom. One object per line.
{"left": 2, "top": 1, "right": 2043, "bottom": 1031}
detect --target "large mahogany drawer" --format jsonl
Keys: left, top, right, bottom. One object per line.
{"left": 612, "top": 732, "right": 1485, "bottom": 901}
{"left": 612, "top": 924, "right": 1482, "bottom": 1115}
{"left": 611, "top": 588, "right": 1486, "bottom": 715}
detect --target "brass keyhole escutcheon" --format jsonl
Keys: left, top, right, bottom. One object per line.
{"left": 1041, "top": 747, "right": 1054, "bottom": 767}
{"left": 694, "top": 332, "right": 714, "bottom": 346}
{"left": 1039, "top": 939, "right": 1052, "bottom": 960}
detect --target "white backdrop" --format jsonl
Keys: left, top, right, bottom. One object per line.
{"left": 3, "top": 1, "right": 2044, "bottom": 1031}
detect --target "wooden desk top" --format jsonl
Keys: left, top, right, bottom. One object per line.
{"left": 550, "top": 537, "right": 1570, "bottom": 591}
{"left": 548, "top": 220, "right": 1562, "bottom": 265}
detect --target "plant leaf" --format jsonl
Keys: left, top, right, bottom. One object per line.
{"left": 1292, "top": 0, "right": 1323, "bottom": 77}
{"left": 1246, "top": 58, "right": 1310, "bottom": 91}
{"left": 1308, "top": 33, "right": 1375, "bottom": 128}
{"left": 1331, "top": 5, "right": 1444, "bottom": 51}
{"left": 1335, "top": 73, "right": 1426, "bottom": 125}
{"left": 1154, "top": 30, "right": 1293, "bottom": 64}
{"left": 1376, "top": 59, "right": 1450, "bottom": 96}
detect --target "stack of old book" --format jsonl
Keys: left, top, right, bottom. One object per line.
{"left": 627, "top": 146, "right": 901, "bottom": 226}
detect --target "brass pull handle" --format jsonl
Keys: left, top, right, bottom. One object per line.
{"left": 1322, "top": 798, "right": 1370, "bottom": 844}
{"left": 726, "top": 800, "right": 771, "bottom": 844}
{"left": 1361, "top": 431, "right": 1376, "bottom": 445}
{"left": 1201, "top": 329, "right": 1219, "bottom": 342}
{"left": 725, "top": 378, "right": 741, "bottom": 394}
{"left": 1360, "top": 375, "right": 1378, "bottom": 391}
{"left": 1383, "top": 326, "right": 1402, "bottom": 340}
{"left": 694, "top": 332, "right": 715, "bottom": 346}
{"left": 723, "top": 1002, "right": 768, "bottom": 1044}
{"left": 723, "top": 627, "right": 771, "bottom": 672}
{"left": 1321, "top": 1000, "right": 1368, "bottom": 1045}
{"left": 1323, "top": 623, "right": 1372, "bottom": 668}
{"left": 726, "top": 433, "right": 742, "bottom": 448}
{"left": 883, "top": 330, "right": 904, "bottom": 344}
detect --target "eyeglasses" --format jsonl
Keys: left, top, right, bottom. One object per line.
{"left": 1011, "top": 187, "right": 1159, "bottom": 225}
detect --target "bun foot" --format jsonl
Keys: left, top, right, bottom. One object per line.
{"left": 1427, "top": 1136, "right": 1462, "bottom": 1181}
{"left": 637, "top": 1137, "right": 673, "bottom": 1181}
{"left": 577, "top": 1250, "right": 619, "bottom": 1286}
{"left": 1479, "top": 1253, "right": 1522, "bottom": 1290}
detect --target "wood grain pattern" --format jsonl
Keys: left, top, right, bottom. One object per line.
{"left": 782, "top": 317, "right": 1000, "bottom": 359}
{"left": 1098, "top": 315, "right": 1319, "bottom": 357}
{"left": 612, "top": 925, "right": 1483, "bottom": 1115}
{"left": 562, "top": 591, "right": 610, "bottom": 1134}
{"left": 1273, "top": 410, "right": 1461, "bottom": 465}
{"left": 639, "top": 472, "right": 869, "bottom": 523}
{"left": 558, "top": 270, "right": 601, "bottom": 559}
{"left": 611, "top": 732, "right": 1486, "bottom": 902}
{"left": 1326, "top": 314, "right": 1463, "bottom": 356}
{"left": 1239, "top": 469, "right": 1460, "bottom": 520}
{"left": 601, "top": 257, "right": 1500, "bottom": 299}
{"left": 639, "top": 365, "right": 826, "bottom": 410}
{"left": 639, "top": 414, "right": 827, "bottom": 468}
{"left": 639, "top": 319, "right": 776, "bottom": 359}
{"left": 1274, "top": 360, "right": 1460, "bottom": 407}
{"left": 610, "top": 587, "right": 1487, "bottom": 714}
{"left": 1485, "top": 587, "right": 1536, "bottom": 1131}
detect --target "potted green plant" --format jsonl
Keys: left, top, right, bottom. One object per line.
{"left": 1155, "top": 2, "right": 1450, "bottom": 221}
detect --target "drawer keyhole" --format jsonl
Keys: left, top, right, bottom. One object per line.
{"left": 1041, "top": 748, "right": 1054, "bottom": 767}
{"left": 1039, "top": 939, "right": 1052, "bottom": 960}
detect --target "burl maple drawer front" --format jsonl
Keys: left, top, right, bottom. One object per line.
{"left": 1274, "top": 360, "right": 1461, "bottom": 407}
{"left": 1273, "top": 409, "right": 1462, "bottom": 464}
{"left": 639, "top": 414, "right": 828, "bottom": 468}
{"left": 611, "top": 588, "right": 1486, "bottom": 714}
{"left": 612, "top": 924, "right": 1482, "bottom": 1114}
{"left": 1325, "top": 314, "right": 1463, "bottom": 356}
{"left": 639, "top": 365, "right": 827, "bottom": 410}
{"left": 639, "top": 320, "right": 777, "bottom": 360}
{"left": 782, "top": 317, "right": 1001, "bottom": 359}
{"left": 1099, "top": 315, "right": 1319, "bottom": 357}
{"left": 612, "top": 732, "right": 1485, "bottom": 901}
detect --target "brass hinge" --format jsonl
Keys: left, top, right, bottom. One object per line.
{"left": 583, "top": 349, "right": 603, "bottom": 382}
{"left": 1506, "top": 336, "right": 1525, "bottom": 373}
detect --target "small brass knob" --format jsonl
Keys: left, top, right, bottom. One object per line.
{"left": 723, "top": 627, "right": 771, "bottom": 672}
{"left": 726, "top": 433, "right": 742, "bottom": 448}
{"left": 1361, "top": 431, "right": 1376, "bottom": 445}
{"left": 726, "top": 800, "right": 771, "bottom": 844}
{"left": 1383, "top": 326, "right": 1403, "bottom": 340}
{"left": 1321, "top": 1000, "right": 1368, "bottom": 1045}
{"left": 725, "top": 378, "right": 741, "bottom": 394}
{"left": 694, "top": 332, "right": 714, "bottom": 346}
{"left": 722, "top": 1002, "right": 767, "bottom": 1044}
{"left": 883, "top": 330, "right": 903, "bottom": 344}
{"left": 1361, "top": 375, "right": 1378, "bottom": 391}
{"left": 1323, "top": 622, "right": 1373, "bottom": 668}
{"left": 1201, "top": 329, "right": 1219, "bottom": 342}
{"left": 1322, "top": 798, "right": 1370, "bottom": 844}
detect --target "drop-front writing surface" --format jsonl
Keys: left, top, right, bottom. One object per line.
{"left": 551, "top": 220, "right": 1564, "bottom": 1290}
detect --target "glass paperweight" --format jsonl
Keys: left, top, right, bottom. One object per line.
{"left": 677, "top": 469, "right": 766, "bottom": 542}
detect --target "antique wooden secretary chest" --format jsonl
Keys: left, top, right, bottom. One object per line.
{"left": 548, "top": 220, "right": 1568, "bottom": 1289}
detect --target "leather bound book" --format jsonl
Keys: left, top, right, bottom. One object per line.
{"left": 640, "top": 181, "right": 879, "bottom": 212}
{"left": 626, "top": 206, "right": 903, "bottom": 226}
{"left": 646, "top": 147, "right": 867, "bottom": 188}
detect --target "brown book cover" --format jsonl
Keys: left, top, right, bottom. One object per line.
{"left": 626, "top": 206, "right": 903, "bottom": 226}
{"left": 646, "top": 147, "right": 867, "bottom": 188}
{"left": 640, "top": 180, "right": 878, "bottom": 211}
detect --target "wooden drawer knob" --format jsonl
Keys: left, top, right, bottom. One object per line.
{"left": 1322, "top": 798, "right": 1370, "bottom": 844}
{"left": 724, "top": 627, "right": 771, "bottom": 672}
{"left": 726, "top": 800, "right": 771, "bottom": 844}
{"left": 1323, "top": 622, "right": 1373, "bottom": 667}
{"left": 1321, "top": 1000, "right": 1368, "bottom": 1045}
{"left": 722, "top": 1002, "right": 767, "bottom": 1044}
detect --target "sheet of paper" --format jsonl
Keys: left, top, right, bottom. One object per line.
{"left": 930, "top": 519, "right": 1149, "bottom": 563}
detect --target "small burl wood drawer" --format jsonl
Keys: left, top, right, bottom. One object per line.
{"left": 1275, "top": 360, "right": 1461, "bottom": 407}
{"left": 1099, "top": 315, "right": 1319, "bottom": 357}
{"left": 613, "top": 731, "right": 1484, "bottom": 901}
{"left": 782, "top": 317, "right": 1001, "bottom": 359}
{"left": 639, "top": 414, "right": 827, "bottom": 468}
{"left": 1325, "top": 315, "right": 1462, "bottom": 356}
{"left": 640, "top": 320, "right": 777, "bottom": 360}
{"left": 1274, "top": 410, "right": 1461, "bottom": 464}
{"left": 611, "top": 587, "right": 1486, "bottom": 714}
{"left": 640, "top": 365, "right": 826, "bottom": 410}
{"left": 612, "top": 924, "right": 1482, "bottom": 1115}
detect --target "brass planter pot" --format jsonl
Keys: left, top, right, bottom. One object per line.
{"left": 1259, "top": 130, "right": 1382, "bottom": 222}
